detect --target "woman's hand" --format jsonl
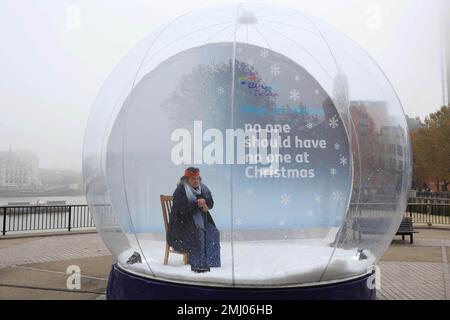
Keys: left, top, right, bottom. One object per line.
{"left": 197, "top": 199, "right": 206, "bottom": 207}
{"left": 196, "top": 199, "right": 208, "bottom": 212}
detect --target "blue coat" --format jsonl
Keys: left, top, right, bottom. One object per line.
{"left": 167, "top": 183, "right": 216, "bottom": 253}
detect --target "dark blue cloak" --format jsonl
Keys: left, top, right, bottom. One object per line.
{"left": 167, "top": 183, "right": 220, "bottom": 268}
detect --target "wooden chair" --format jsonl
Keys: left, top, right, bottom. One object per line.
{"left": 160, "top": 195, "right": 189, "bottom": 265}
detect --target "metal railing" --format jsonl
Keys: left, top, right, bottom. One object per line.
{"left": 405, "top": 203, "right": 450, "bottom": 226}
{"left": 1, "top": 205, "right": 94, "bottom": 235}
{"left": 1, "top": 202, "right": 449, "bottom": 236}
{"left": 415, "top": 191, "right": 450, "bottom": 199}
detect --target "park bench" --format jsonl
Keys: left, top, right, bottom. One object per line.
{"left": 352, "top": 217, "right": 391, "bottom": 240}
{"left": 352, "top": 216, "right": 418, "bottom": 244}
{"left": 160, "top": 195, "right": 189, "bottom": 266}
{"left": 395, "top": 217, "right": 418, "bottom": 244}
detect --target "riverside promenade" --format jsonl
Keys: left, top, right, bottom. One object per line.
{"left": 0, "top": 228, "right": 449, "bottom": 300}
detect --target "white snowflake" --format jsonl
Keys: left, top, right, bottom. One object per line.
{"left": 217, "top": 86, "right": 224, "bottom": 95}
{"left": 260, "top": 48, "right": 269, "bottom": 58}
{"left": 294, "top": 75, "right": 300, "bottom": 81}
{"left": 225, "top": 173, "right": 231, "bottom": 180}
{"left": 307, "top": 210, "right": 314, "bottom": 217}
{"left": 314, "top": 89, "right": 320, "bottom": 95}
{"left": 289, "top": 89, "right": 300, "bottom": 101}
{"left": 280, "top": 194, "right": 291, "bottom": 206}
{"left": 314, "top": 194, "right": 321, "bottom": 203}
{"left": 306, "top": 122, "right": 314, "bottom": 129}
{"left": 332, "top": 191, "right": 343, "bottom": 202}
{"left": 339, "top": 155, "right": 348, "bottom": 166}
{"left": 270, "top": 64, "right": 281, "bottom": 76}
{"left": 279, "top": 220, "right": 285, "bottom": 226}
{"left": 237, "top": 47, "right": 243, "bottom": 53}
{"left": 334, "top": 143, "right": 340, "bottom": 150}
{"left": 330, "top": 168, "right": 337, "bottom": 176}
{"left": 329, "top": 115, "right": 339, "bottom": 128}
{"left": 246, "top": 188, "right": 254, "bottom": 196}
{"left": 234, "top": 218, "right": 242, "bottom": 226}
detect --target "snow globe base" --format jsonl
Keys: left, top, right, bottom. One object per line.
{"left": 106, "top": 263, "right": 376, "bottom": 300}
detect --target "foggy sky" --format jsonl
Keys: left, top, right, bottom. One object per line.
{"left": 0, "top": 0, "right": 445, "bottom": 171}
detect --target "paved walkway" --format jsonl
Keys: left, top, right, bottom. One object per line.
{"left": 377, "top": 230, "right": 450, "bottom": 300}
{"left": 0, "top": 233, "right": 110, "bottom": 270}
{"left": 377, "top": 261, "right": 449, "bottom": 300}
{"left": 0, "top": 228, "right": 449, "bottom": 299}
{"left": 0, "top": 233, "right": 111, "bottom": 299}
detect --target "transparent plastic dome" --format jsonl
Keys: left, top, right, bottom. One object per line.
{"left": 83, "top": 3, "right": 412, "bottom": 287}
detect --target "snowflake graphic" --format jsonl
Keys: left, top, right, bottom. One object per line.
{"left": 217, "top": 87, "right": 224, "bottom": 95}
{"left": 307, "top": 210, "right": 314, "bottom": 217}
{"left": 279, "top": 220, "right": 285, "bottom": 226}
{"left": 330, "top": 168, "right": 337, "bottom": 176}
{"left": 280, "top": 194, "right": 291, "bottom": 206}
{"left": 237, "top": 47, "right": 243, "bottom": 53}
{"left": 270, "top": 64, "right": 281, "bottom": 76}
{"left": 314, "top": 194, "right": 321, "bottom": 203}
{"left": 294, "top": 75, "right": 300, "bottom": 81}
{"left": 339, "top": 155, "right": 348, "bottom": 166}
{"left": 246, "top": 188, "right": 254, "bottom": 196}
{"left": 289, "top": 89, "right": 300, "bottom": 101}
{"left": 329, "top": 115, "right": 339, "bottom": 128}
{"left": 334, "top": 143, "right": 340, "bottom": 150}
{"left": 306, "top": 122, "right": 314, "bottom": 129}
{"left": 260, "top": 48, "right": 269, "bottom": 58}
{"left": 332, "top": 191, "right": 343, "bottom": 202}
{"left": 314, "top": 89, "right": 320, "bottom": 95}
{"left": 234, "top": 218, "right": 242, "bottom": 226}
{"left": 225, "top": 173, "right": 231, "bottom": 180}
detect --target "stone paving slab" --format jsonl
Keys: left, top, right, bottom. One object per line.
{"left": 0, "top": 255, "right": 113, "bottom": 300}
{"left": 0, "top": 231, "right": 449, "bottom": 300}
{"left": 0, "top": 233, "right": 110, "bottom": 270}
{"left": 377, "top": 261, "right": 448, "bottom": 300}
{"left": 414, "top": 239, "right": 450, "bottom": 247}
{"left": 0, "top": 287, "right": 101, "bottom": 300}
{"left": 0, "top": 237, "right": 36, "bottom": 250}
{"left": 414, "top": 228, "right": 450, "bottom": 240}
{"left": 441, "top": 245, "right": 450, "bottom": 299}
{"left": 381, "top": 245, "right": 443, "bottom": 262}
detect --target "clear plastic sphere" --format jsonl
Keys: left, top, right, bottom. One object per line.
{"left": 83, "top": 3, "right": 411, "bottom": 287}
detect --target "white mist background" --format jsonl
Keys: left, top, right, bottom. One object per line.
{"left": 0, "top": 0, "right": 443, "bottom": 171}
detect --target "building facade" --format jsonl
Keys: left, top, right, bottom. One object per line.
{"left": 0, "top": 149, "right": 41, "bottom": 188}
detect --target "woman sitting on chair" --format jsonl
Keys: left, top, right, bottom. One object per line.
{"left": 167, "top": 167, "right": 221, "bottom": 273}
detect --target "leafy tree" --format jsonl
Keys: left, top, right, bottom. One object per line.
{"left": 411, "top": 106, "right": 450, "bottom": 191}
{"left": 162, "top": 60, "right": 276, "bottom": 131}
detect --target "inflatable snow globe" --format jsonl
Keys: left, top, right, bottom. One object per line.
{"left": 83, "top": 3, "right": 411, "bottom": 300}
